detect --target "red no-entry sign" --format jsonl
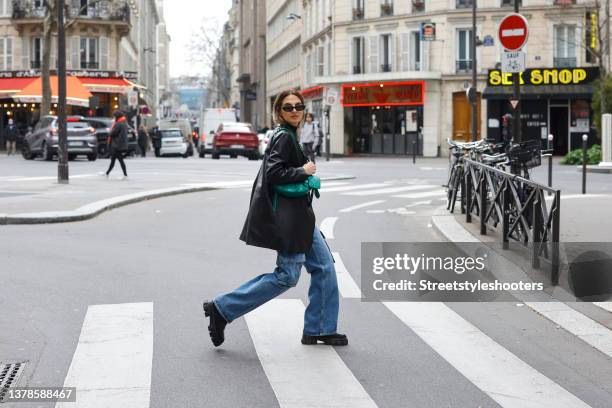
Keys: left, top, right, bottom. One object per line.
{"left": 498, "top": 14, "right": 529, "bottom": 51}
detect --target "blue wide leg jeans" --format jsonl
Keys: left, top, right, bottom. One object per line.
{"left": 213, "top": 227, "right": 340, "bottom": 336}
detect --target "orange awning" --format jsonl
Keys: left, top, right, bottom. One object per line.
{"left": 14, "top": 76, "right": 92, "bottom": 107}
{"left": 0, "top": 77, "right": 37, "bottom": 97}
{"left": 78, "top": 77, "right": 136, "bottom": 93}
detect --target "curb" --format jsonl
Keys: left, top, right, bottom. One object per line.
{"left": 0, "top": 175, "right": 355, "bottom": 225}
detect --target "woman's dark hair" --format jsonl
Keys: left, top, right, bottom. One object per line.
{"left": 306, "top": 113, "right": 314, "bottom": 120}
{"left": 272, "top": 89, "right": 305, "bottom": 127}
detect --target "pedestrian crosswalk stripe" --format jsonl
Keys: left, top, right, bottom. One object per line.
{"left": 321, "top": 181, "right": 352, "bottom": 188}
{"left": 392, "top": 190, "right": 446, "bottom": 199}
{"left": 525, "top": 302, "right": 612, "bottom": 358}
{"left": 245, "top": 299, "right": 378, "bottom": 408}
{"left": 384, "top": 302, "right": 590, "bottom": 408}
{"left": 593, "top": 302, "right": 612, "bottom": 313}
{"left": 342, "top": 185, "right": 438, "bottom": 196}
{"left": 320, "top": 183, "right": 390, "bottom": 193}
{"left": 339, "top": 200, "right": 386, "bottom": 213}
{"left": 320, "top": 217, "right": 337, "bottom": 239}
{"left": 331, "top": 252, "right": 362, "bottom": 298}
{"left": 56, "top": 302, "right": 153, "bottom": 408}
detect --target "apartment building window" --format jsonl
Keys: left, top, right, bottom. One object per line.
{"left": 353, "top": 0, "right": 364, "bottom": 20}
{"left": 554, "top": 25, "right": 576, "bottom": 67}
{"left": 316, "top": 46, "right": 325, "bottom": 76}
{"left": 456, "top": 0, "right": 473, "bottom": 9}
{"left": 0, "top": 0, "right": 13, "bottom": 16}
{"left": 380, "top": 0, "right": 393, "bottom": 17}
{"left": 380, "top": 34, "right": 393, "bottom": 72}
{"left": 0, "top": 37, "right": 13, "bottom": 71}
{"left": 412, "top": 0, "right": 425, "bottom": 12}
{"left": 456, "top": 29, "right": 473, "bottom": 73}
{"left": 326, "top": 42, "right": 331, "bottom": 75}
{"left": 411, "top": 32, "right": 421, "bottom": 71}
{"left": 31, "top": 37, "right": 42, "bottom": 69}
{"left": 80, "top": 37, "right": 98, "bottom": 69}
{"left": 351, "top": 36, "right": 365, "bottom": 74}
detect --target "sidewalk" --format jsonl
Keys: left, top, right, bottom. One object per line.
{"left": 0, "top": 156, "right": 354, "bottom": 224}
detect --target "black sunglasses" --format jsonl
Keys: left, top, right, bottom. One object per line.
{"left": 281, "top": 103, "right": 306, "bottom": 112}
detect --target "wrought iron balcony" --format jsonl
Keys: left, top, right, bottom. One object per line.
{"left": 553, "top": 57, "right": 577, "bottom": 67}
{"left": 501, "top": 0, "right": 522, "bottom": 6}
{"left": 380, "top": 64, "right": 392, "bottom": 72}
{"left": 353, "top": 65, "right": 363, "bottom": 74}
{"left": 380, "top": 2, "right": 393, "bottom": 17}
{"left": 352, "top": 7, "right": 364, "bottom": 20}
{"left": 30, "top": 60, "right": 41, "bottom": 69}
{"left": 456, "top": 59, "right": 473, "bottom": 73}
{"left": 12, "top": 0, "right": 130, "bottom": 25}
{"left": 80, "top": 61, "right": 100, "bottom": 70}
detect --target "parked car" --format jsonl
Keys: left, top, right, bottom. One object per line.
{"left": 21, "top": 115, "right": 97, "bottom": 161}
{"left": 211, "top": 122, "right": 260, "bottom": 160}
{"left": 158, "top": 128, "right": 190, "bottom": 158}
{"left": 198, "top": 108, "right": 237, "bottom": 158}
{"left": 258, "top": 129, "right": 274, "bottom": 157}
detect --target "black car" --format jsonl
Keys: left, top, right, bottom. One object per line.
{"left": 86, "top": 117, "right": 137, "bottom": 157}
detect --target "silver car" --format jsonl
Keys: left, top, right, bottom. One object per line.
{"left": 22, "top": 115, "right": 98, "bottom": 161}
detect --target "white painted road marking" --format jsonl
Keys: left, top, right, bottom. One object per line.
{"left": 245, "top": 299, "right": 378, "bottom": 408}
{"left": 331, "top": 252, "right": 362, "bottom": 298}
{"left": 384, "top": 302, "right": 590, "bottom": 408}
{"left": 593, "top": 302, "right": 612, "bottom": 313}
{"left": 320, "top": 183, "right": 390, "bottom": 193}
{"left": 525, "top": 302, "right": 612, "bottom": 358}
{"left": 56, "top": 302, "right": 153, "bottom": 408}
{"left": 343, "top": 185, "right": 437, "bottom": 196}
{"left": 339, "top": 200, "right": 386, "bottom": 213}
{"left": 393, "top": 190, "right": 446, "bottom": 199}
{"left": 320, "top": 217, "right": 337, "bottom": 239}
{"left": 403, "top": 200, "right": 432, "bottom": 208}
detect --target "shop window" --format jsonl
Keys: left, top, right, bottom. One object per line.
{"left": 380, "top": 34, "right": 393, "bottom": 72}
{"left": 351, "top": 36, "right": 365, "bottom": 74}
{"left": 380, "top": 0, "right": 393, "bottom": 17}
{"left": 554, "top": 25, "right": 576, "bottom": 67}
{"left": 31, "top": 37, "right": 42, "bottom": 69}
{"left": 80, "top": 37, "right": 99, "bottom": 69}
{"left": 456, "top": 29, "right": 473, "bottom": 73}
{"left": 0, "top": 37, "right": 13, "bottom": 71}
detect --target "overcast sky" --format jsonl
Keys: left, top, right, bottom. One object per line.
{"left": 163, "top": 0, "right": 233, "bottom": 78}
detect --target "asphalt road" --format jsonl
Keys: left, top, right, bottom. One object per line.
{"left": 1, "top": 157, "right": 612, "bottom": 408}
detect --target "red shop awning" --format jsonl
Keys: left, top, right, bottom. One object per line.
{"left": 0, "top": 77, "right": 38, "bottom": 97}
{"left": 341, "top": 81, "right": 425, "bottom": 107}
{"left": 78, "top": 77, "right": 136, "bottom": 93}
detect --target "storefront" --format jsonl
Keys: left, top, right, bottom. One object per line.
{"left": 483, "top": 67, "right": 598, "bottom": 155}
{"left": 341, "top": 81, "right": 424, "bottom": 155}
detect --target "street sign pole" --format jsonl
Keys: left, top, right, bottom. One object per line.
{"left": 512, "top": 0, "right": 522, "bottom": 145}
{"left": 471, "top": 0, "right": 478, "bottom": 142}
{"left": 57, "top": 0, "right": 68, "bottom": 184}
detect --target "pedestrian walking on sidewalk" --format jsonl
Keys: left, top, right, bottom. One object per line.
{"left": 138, "top": 124, "right": 149, "bottom": 157}
{"left": 203, "top": 89, "right": 347, "bottom": 347}
{"left": 5, "top": 118, "right": 18, "bottom": 155}
{"left": 105, "top": 111, "right": 129, "bottom": 179}
{"left": 300, "top": 113, "right": 317, "bottom": 163}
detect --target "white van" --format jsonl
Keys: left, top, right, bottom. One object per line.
{"left": 198, "top": 108, "right": 237, "bottom": 157}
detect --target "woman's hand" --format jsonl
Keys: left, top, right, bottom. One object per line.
{"left": 303, "top": 162, "right": 316, "bottom": 175}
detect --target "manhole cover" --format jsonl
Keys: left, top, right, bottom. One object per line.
{"left": 0, "top": 362, "right": 27, "bottom": 403}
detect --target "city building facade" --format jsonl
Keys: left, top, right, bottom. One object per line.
{"left": 295, "top": 0, "right": 607, "bottom": 157}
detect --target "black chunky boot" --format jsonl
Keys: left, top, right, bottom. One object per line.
{"left": 203, "top": 301, "right": 227, "bottom": 347}
{"left": 301, "top": 333, "right": 348, "bottom": 346}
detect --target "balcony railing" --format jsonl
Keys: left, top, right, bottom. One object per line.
{"left": 456, "top": 0, "right": 473, "bottom": 8}
{"left": 31, "top": 60, "right": 41, "bottom": 69}
{"left": 352, "top": 7, "right": 364, "bottom": 20}
{"left": 380, "top": 63, "right": 392, "bottom": 72}
{"left": 353, "top": 65, "right": 363, "bottom": 74}
{"left": 81, "top": 61, "right": 100, "bottom": 70}
{"left": 412, "top": 0, "right": 425, "bottom": 12}
{"left": 554, "top": 0, "right": 575, "bottom": 4}
{"left": 456, "top": 59, "right": 473, "bottom": 73}
{"left": 501, "top": 0, "right": 522, "bottom": 5}
{"left": 380, "top": 2, "right": 393, "bottom": 16}
{"left": 12, "top": 0, "right": 130, "bottom": 23}
{"left": 553, "top": 57, "right": 577, "bottom": 67}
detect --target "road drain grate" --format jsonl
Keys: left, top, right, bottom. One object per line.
{"left": 0, "top": 362, "right": 27, "bottom": 403}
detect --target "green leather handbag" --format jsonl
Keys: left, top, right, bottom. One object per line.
{"left": 273, "top": 175, "right": 321, "bottom": 198}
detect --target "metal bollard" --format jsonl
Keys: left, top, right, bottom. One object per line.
{"left": 582, "top": 134, "right": 588, "bottom": 194}
{"left": 548, "top": 134, "right": 553, "bottom": 196}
